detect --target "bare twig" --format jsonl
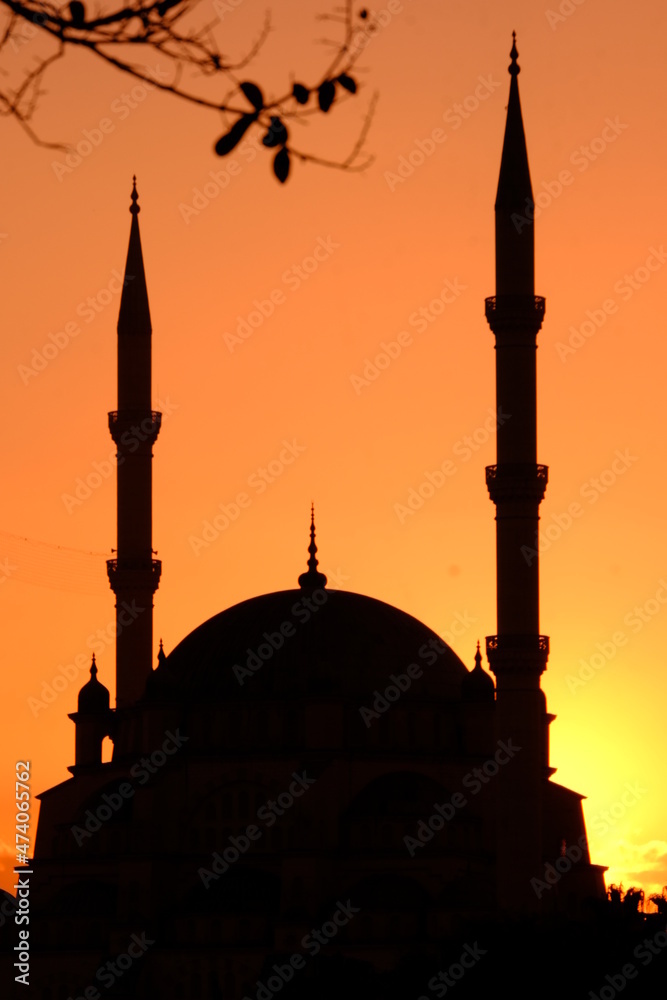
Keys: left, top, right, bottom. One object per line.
{"left": 0, "top": 0, "right": 376, "bottom": 180}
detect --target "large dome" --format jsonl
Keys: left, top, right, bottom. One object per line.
{"left": 148, "top": 588, "right": 469, "bottom": 703}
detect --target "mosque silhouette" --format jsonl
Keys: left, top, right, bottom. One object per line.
{"left": 5, "top": 36, "right": 628, "bottom": 1000}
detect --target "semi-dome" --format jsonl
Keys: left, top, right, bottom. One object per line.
{"left": 146, "top": 588, "right": 469, "bottom": 703}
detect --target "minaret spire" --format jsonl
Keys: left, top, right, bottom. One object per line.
{"left": 117, "top": 176, "right": 151, "bottom": 342}
{"left": 298, "top": 504, "right": 327, "bottom": 590}
{"left": 485, "top": 37, "right": 549, "bottom": 913}
{"left": 107, "top": 180, "right": 162, "bottom": 709}
{"left": 495, "top": 32, "right": 534, "bottom": 296}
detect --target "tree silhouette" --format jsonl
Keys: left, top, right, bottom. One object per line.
{"left": 1, "top": 0, "right": 377, "bottom": 181}
{"left": 649, "top": 884, "right": 667, "bottom": 916}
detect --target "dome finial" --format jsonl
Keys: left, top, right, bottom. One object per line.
{"left": 509, "top": 30, "right": 520, "bottom": 76}
{"left": 90, "top": 652, "right": 97, "bottom": 677}
{"left": 130, "top": 175, "right": 140, "bottom": 215}
{"left": 475, "top": 640, "right": 482, "bottom": 669}
{"left": 298, "top": 503, "right": 327, "bottom": 590}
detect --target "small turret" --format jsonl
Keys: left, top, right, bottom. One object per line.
{"left": 68, "top": 656, "right": 112, "bottom": 769}
{"left": 461, "top": 641, "right": 495, "bottom": 703}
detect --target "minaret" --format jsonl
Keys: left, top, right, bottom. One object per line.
{"left": 107, "top": 180, "right": 161, "bottom": 709}
{"left": 484, "top": 36, "right": 549, "bottom": 911}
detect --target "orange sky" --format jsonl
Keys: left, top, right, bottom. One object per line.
{"left": 2, "top": 0, "right": 666, "bottom": 902}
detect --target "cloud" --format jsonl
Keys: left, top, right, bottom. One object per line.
{"left": 605, "top": 839, "right": 667, "bottom": 897}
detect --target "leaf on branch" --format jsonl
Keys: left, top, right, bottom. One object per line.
{"left": 292, "top": 83, "right": 310, "bottom": 105}
{"left": 157, "top": 0, "right": 181, "bottom": 14}
{"left": 337, "top": 73, "right": 357, "bottom": 94}
{"left": 239, "top": 82, "right": 264, "bottom": 110}
{"left": 68, "top": 1, "right": 86, "bottom": 27}
{"left": 214, "top": 113, "right": 257, "bottom": 156}
{"left": 273, "top": 147, "right": 290, "bottom": 184}
{"left": 318, "top": 80, "right": 336, "bottom": 113}
{"left": 262, "top": 116, "right": 288, "bottom": 148}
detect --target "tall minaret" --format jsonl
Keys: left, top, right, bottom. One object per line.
{"left": 107, "top": 179, "right": 161, "bottom": 709}
{"left": 485, "top": 36, "right": 549, "bottom": 911}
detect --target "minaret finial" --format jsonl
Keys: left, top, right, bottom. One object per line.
{"left": 130, "top": 175, "right": 140, "bottom": 215}
{"left": 509, "top": 31, "right": 520, "bottom": 76}
{"left": 297, "top": 503, "right": 327, "bottom": 590}
{"left": 474, "top": 640, "right": 482, "bottom": 669}
{"left": 90, "top": 652, "right": 97, "bottom": 677}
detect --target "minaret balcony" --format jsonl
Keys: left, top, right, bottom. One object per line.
{"left": 485, "top": 295, "right": 545, "bottom": 335}
{"left": 108, "top": 409, "right": 162, "bottom": 446}
{"left": 106, "top": 556, "right": 162, "bottom": 593}
{"left": 486, "top": 633, "right": 549, "bottom": 674}
{"left": 486, "top": 463, "right": 548, "bottom": 503}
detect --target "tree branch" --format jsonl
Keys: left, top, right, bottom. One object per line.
{"left": 0, "top": 0, "right": 377, "bottom": 179}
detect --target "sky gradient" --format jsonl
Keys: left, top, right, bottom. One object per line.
{"left": 2, "top": 0, "right": 666, "bottom": 902}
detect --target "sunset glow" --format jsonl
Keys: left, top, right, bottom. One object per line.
{"left": 2, "top": 0, "right": 666, "bottom": 904}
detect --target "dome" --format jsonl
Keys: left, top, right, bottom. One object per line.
{"left": 147, "top": 589, "right": 469, "bottom": 703}
{"left": 77, "top": 656, "right": 110, "bottom": 713}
